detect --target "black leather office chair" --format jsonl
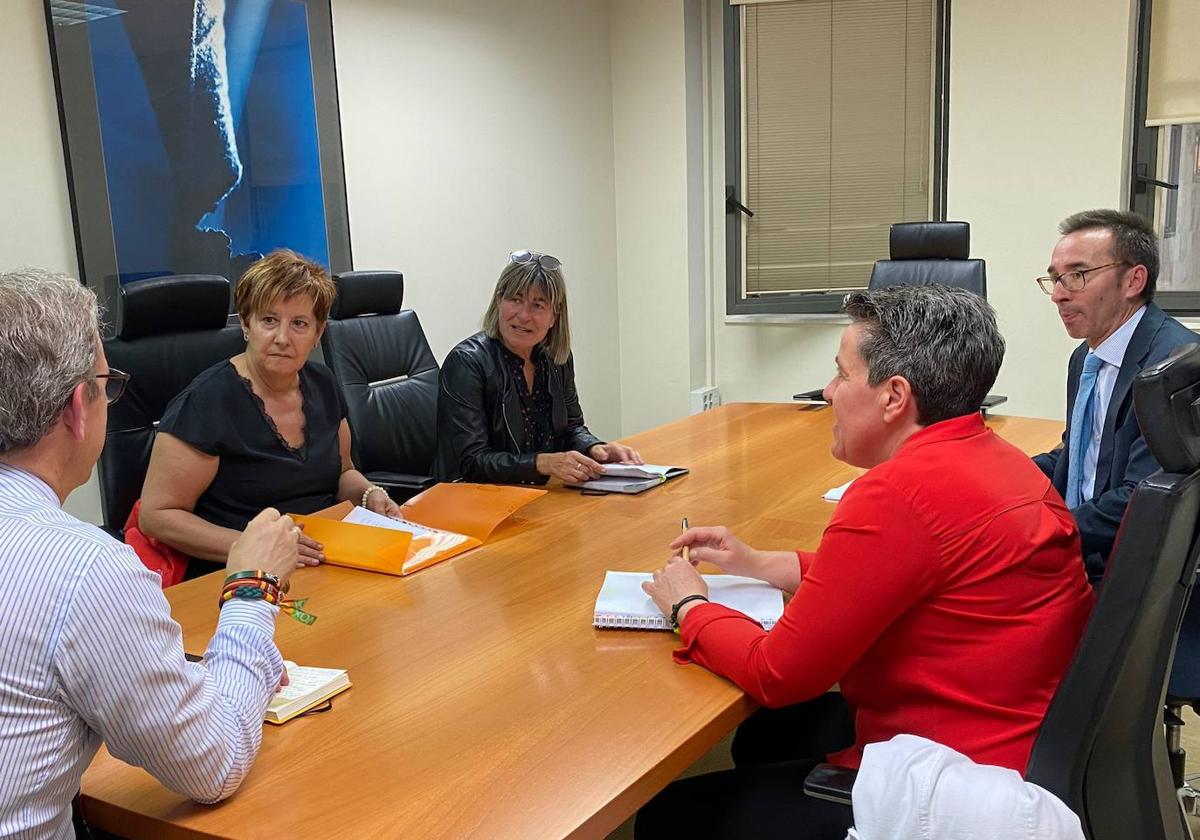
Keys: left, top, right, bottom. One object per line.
{"left": 867, "top": 221, "right": 986, "bottom": 294}
{"left": 793, "top": 221, "right": 1004, "bottom": 410}
{"left": 805, "top": 343, "right": 1200, "bottom": 840}
{"left": 98, "top": 275, "right": 244, "bottom": 537}
{"left": 322, "top": 271, "right": 438, "bottom": 501}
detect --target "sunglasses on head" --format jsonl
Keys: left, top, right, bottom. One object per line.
{"left": 510, "top": 250, "right": 562, "bottom": 272}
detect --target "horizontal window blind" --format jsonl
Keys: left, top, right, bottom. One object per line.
{"left": 1146, "top": 0, "right": 1200, "bottom": 126}
{"left": 742, "top": 0, "right": 932, "bottom": 296}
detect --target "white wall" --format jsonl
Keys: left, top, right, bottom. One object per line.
{"left": 0, "top": 0, "right": 1149, "bottom": 527}
{"left": 947, "top": 0, "right": 1135, "bottom": 419}
{"left": 610, "top": 0, "right": 697, "bottom": 434}
{"left": 1, "top": 0, "right": 102, "bottom": 523}
{"left": 333, "top": 0, "right": 624, "bottom": 441}
{"left": 3, "top": 0, "right": 629, "bottom": 524}
{"left": 703, "top": 0, "right": 1138, "bottom": 422}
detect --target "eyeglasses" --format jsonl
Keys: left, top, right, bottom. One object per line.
{"left": 510, "top": 250, "right": 562, "bottom": 272}
{"left": 94, "top": 369, "right": 131, "bottom": 405}
{"left": 1035, "top": 261, "right": 1129, "bottom": 294}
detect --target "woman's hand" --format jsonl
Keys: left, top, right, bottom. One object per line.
{"left": 642, "top": 556, "right": 709, "bottom": 620}
{"left": 536, "top": 451, "right": 606, "bottom": 484}
{"left": 589, "top": 442, "right": 644, "bottom": 465}
{"left": 297, "top": 531, "right": 324, "bottom": 566}
{"left": 670, "top": 526, "right": 762, "bottom": 578}
{"left": 365, "top": 487, "right": 403, "bottom": 519}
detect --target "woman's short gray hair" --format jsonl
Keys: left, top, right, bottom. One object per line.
{"left": 0, "top": 268, "right": 101, "bottom": 453}
{"left": 481, "top": 259, "right": 572, "bottom": 365}
{"left": 843, "top": 284, "right": 1005, "bottom": 426}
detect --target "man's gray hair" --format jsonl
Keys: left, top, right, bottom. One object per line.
{"left": 843, "top": 284, "right": 1005, "bottom": 426}
{"left": 0, "top": 269, "right": 101, "bottom": 453}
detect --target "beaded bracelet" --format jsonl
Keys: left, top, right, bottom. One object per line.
{"left": 220, "top": 573, "right": 317, "bottom": 625}
{"left": 362, "top": 485, "right": 387, "bottom": 508}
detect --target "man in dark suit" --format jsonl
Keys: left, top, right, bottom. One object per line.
{"left": 1034, "top": 209, "right": 1199, "bottom": 581}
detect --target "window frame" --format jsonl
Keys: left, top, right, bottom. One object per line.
{"left": 724, "top": 0, "right": 952, "bottom": 317}
{"left": 1128, "top": 0, "right": 1200, "bottom": 316}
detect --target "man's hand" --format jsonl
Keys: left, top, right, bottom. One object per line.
{"left": 589, "top": 442, "right": 645, "bottom": 465}
{"left": 536, "top": 451, "right": 606, "bottom": 484}
{"left": 642, "top": 555, "right": 709, "bottom": 621}
{"left": 226, "top": 508, "right": 301, "bottom": 586}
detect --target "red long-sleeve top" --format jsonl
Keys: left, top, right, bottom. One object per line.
{"left": 676, "top": 413, "right": 1093, "bottom": 771}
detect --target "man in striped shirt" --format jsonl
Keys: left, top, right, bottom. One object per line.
{"left": 0, "top": 269, "right": 302, "bottom": 839}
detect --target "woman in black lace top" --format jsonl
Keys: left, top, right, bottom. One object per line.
{"left": 139, "top": 250, "right": 400, "bottom": 570}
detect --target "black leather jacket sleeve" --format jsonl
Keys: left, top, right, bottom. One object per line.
{"left": 437, "top": 345, "right": 544, "bottom": 484}
{"left": 560, "top": 354, "right": 603, "bottom": 456}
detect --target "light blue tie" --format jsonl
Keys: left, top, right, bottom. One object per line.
{"left": 1066, "top": 353, "right": 1104, "bottom": 508}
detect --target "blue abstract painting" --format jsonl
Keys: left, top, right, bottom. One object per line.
{"left": 46, "top": 0, "right": 349, "bottom": 291}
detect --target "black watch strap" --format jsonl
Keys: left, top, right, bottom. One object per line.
{"left": 670, "top": 594, "right": 710, "bottom": 629}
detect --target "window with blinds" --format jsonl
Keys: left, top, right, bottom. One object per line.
{"left": 736, "top": 0, "right": 936, "bottom": 299}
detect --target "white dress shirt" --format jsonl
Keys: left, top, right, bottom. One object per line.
{"left": 1081, "top": 305, "right": 1146, "bottom": 501}
{"left": 846, "top": 734, "right": 1084, "bottom": 840}
{"left": 0, "top": 464, "right": 284, "bottom": 840}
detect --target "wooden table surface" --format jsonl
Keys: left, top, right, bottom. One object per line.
{"left": 79, "top": 403, "right": 1062, "bottom": 840}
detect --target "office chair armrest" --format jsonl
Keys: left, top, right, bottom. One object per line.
{"left": 803, "top": 762, "right": 857, "bottom": 805}
{"left": 365, "top": 471, "right": 436, "bottom": 503}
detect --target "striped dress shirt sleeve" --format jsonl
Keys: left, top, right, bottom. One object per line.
{"left": 55, "top": 548, "right": 285, "bottom": 804}
{"left": 0, "top": 464, "right": 284, "bottom": 840}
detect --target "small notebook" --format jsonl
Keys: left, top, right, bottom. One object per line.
{"left": 593, "top": 571, "right": 784, "bottom": 630}
{"left": 823, "top": 478, "right": 856, "bottom": 502}
{"left": 573, "top": 464, "right": 689, "bottom": 495}
{"left": 265, "top": 661, "right": 351, "bottom": 725}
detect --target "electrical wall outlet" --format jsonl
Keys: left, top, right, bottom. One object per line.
{"left": 690, "top": 386, "right": 721, "bottom": 414}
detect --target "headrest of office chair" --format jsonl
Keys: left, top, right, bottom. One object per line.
{"left": 330, "top": 271, "right": 404, "bottom": 319}
{"left": 117, "top": 275, "right": 231, "bottom": 340}
{"left": 889, "top": 222, "right": 971, "bottom": 260}
{"left": 1134, "top": 343, "right": 1200, "bottom": 474}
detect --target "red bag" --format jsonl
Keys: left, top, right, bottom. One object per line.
{"left": 123, "top": 500, "right": 190, "bottom": 587}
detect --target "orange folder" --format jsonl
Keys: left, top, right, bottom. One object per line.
{"left": 400, "top": 483, "right": 546, "bottom": 542}
{"left": 293, "top": 483, "right": 546, "bottom": 576}
{"left": 290, "top": 514, "right": 422, "bottom": 575}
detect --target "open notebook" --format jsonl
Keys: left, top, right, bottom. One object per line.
{"left": 593, "top": 571, "right": 784, "bottom": 630}
{"left": 572, "top": 463, "right": 689, "bottom": 495}
{"left": 292, "top": 483, "right": 545, "bottom": 576}
{"left": 265, "top": 661, "right": 351, "bottom": 725}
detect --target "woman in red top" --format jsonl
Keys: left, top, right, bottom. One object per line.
{"left": 636, "top": 285, "right": 1093, "bottom": 840}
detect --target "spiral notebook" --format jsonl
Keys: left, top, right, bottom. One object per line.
{"left": 593, "top": 571, "right": 784, "bottom": 630}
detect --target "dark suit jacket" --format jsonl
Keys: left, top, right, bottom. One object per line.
{"left": 1034, "top": 302, "right": 1200, "bottom": 579}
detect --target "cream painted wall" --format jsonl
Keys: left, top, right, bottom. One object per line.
{"left": 0, "top": 0, "right": 1144, "bottom": 528}
{"left": 610, "top": 0, "right": 697, "bottom": 434}
{"left": 1, "top": 0, "right": 102, "bottom": 523}
{"left": 706, "top": 0, "right": 1138, "bottom": 424}
{"left": 332, "top": 0, "right": 624, "bottom": 442}
{"left": 947, "top": 0, "right": 1135, "bottom": 420}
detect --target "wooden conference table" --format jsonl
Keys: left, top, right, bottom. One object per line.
{"left": 80, "top": 403, "right": 1062, "bottom": 840}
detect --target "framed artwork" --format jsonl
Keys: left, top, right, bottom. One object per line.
{"left": 44, "top": 0, "right": 352, "bottom": 318}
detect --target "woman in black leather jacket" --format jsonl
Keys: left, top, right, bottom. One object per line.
{"left": 433, "top": 251, "right": 641, "bottom": 485}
